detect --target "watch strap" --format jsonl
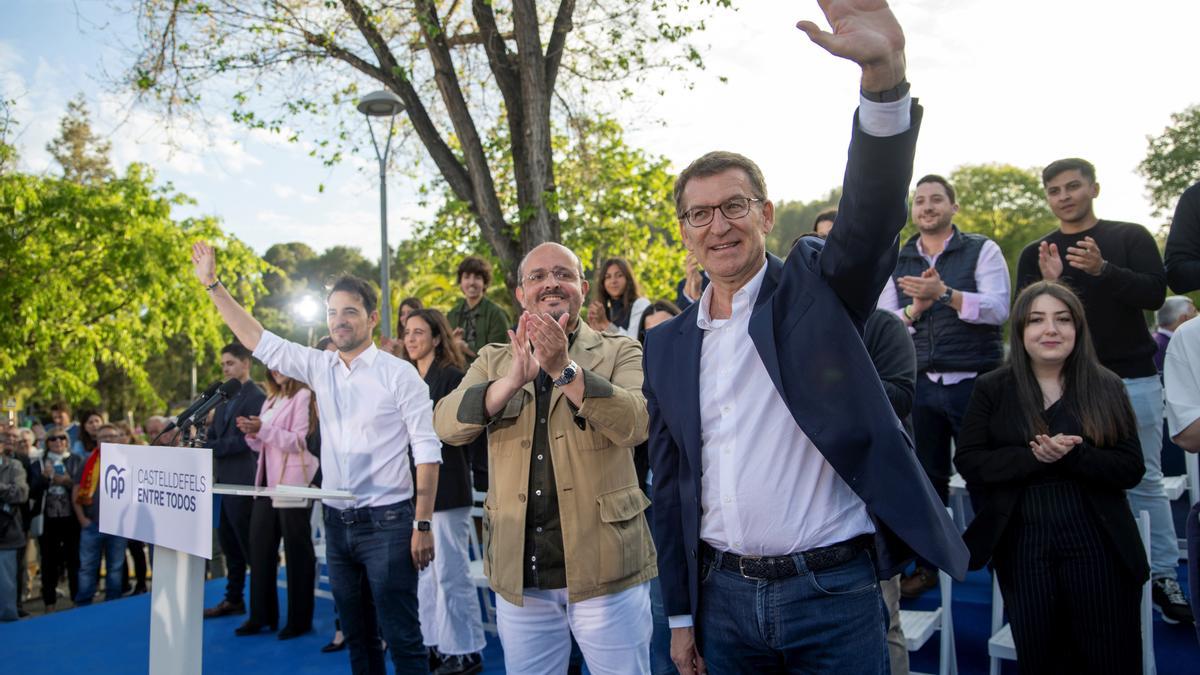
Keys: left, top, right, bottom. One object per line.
{"left": 861, "top": 79, "right": 910, "bottom": 103}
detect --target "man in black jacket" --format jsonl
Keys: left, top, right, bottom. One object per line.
{"left": 203, "top": 342, "right": 266, "bottom": 619}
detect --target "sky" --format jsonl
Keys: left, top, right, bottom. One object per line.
{"left": 2, "top": 1, "right": 1197, "bottom": 260}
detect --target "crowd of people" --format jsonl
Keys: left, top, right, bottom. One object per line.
{"left": 3, "top": 3, "right": 1200, "bottom": 675}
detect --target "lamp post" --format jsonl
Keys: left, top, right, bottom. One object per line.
{"left": 356, "top": 89, "right": 406, "bottom": 340}
{"left": 293, "top": 294, "right": 322, "bottom": 346}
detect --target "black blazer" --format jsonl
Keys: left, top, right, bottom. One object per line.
{"left": 644, "top": 103, "right": 969, "bottom": 623}
{"left": 954, "top": 368, "right": 1149, "bottom": 582}
{"left": 425, "top": 362, "right": 473, "bottom": 511}
{"left": 209, "top": 379, "right": 267, "bottom": 485}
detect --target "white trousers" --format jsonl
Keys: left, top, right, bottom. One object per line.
{"left": 496, "top": 581, "right": 651, "bottom": 675}
{"left": 417, "top": 506, "right": 486, "bottom": 655}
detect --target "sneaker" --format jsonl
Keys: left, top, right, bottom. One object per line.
{"left": 434, "top": 653, "right": 482, "bottom": 675}
{"left": 899, "top": 566, "right": 938, "bottom": 599}
{"left": 1151, "top": 577, "right": 1194, "bottom": 624}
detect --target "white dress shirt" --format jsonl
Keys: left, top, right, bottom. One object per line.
{"left": 253, "top": 330, "right": 441, "bottom": 508}
{"left": 1165, "top": 318, "right": 1200, "bottom": 437}
{"left": 877, "top": 233, "right": 1010, "bottom": 384}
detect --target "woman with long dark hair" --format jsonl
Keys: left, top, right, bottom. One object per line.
{"left": 402, "top": 309, "right": 485, "bottom": 673}
{"left": 588, "top": 257, "right": 651, "bottom": 340}
{"left": 955, "top": 281, "right": 1148, "bottom": 674}
{"left": 237, "top": 370, "right": 319, "bottom": 638}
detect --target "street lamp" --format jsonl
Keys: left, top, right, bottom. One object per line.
{"left": 356, "top": 89, "right": 406, "bottom": 340}
{"left": 293, "top": 293, "right": 322, "bottom": 346}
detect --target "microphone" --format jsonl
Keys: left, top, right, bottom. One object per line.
{"left": 180, "top": 379, "right": 243, "bottom": 430}
{"left": 162, "top": 381, "right": 222, "bottom": 433}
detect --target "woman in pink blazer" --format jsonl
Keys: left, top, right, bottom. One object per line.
{"left": 236, "top": 370, "right": 319, "bottom": 638}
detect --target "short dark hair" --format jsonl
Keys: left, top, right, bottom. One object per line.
{"left": 1042, "top": 158, "right": 1096, "bottom": 186}
{"left": 50, "top": 401, "right": 70, "bottom": 414}
{"left": 812, "top": 209, "right": 838, "bottom": 231}
{"left": 457, "top": 256, "right": 493, "bottom": 286}
{"left": 399, "top": 297, "right": 424, "bottom": 312}
{"left": 915, "top": 174, "right": 956, "bottom": 204}
{"left": 221, "top": 342, "right": 252, "bottom": 362}
{"left": 327, "top": 275, "right": 377, "bottom": 315}
{"left": 673, "top": 151, "right": 768, "bottom": 219}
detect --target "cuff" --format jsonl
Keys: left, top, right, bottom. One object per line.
{"left": 957, "top": 291, "right": 981, "bottom": 322}
{"left": 581, "top": 369, "right": 614, "bottom": 399}
{"left": 456, "top": 382, "right": 494, "bottom": 426}
{"left": 858, "top": 94, "right": 912, "bottom": 137}
{"left": 668, "top": 614, "right": 694, "bottom": 629}
{"left": 412, "top": 440, "right": 443, "bottom": 466}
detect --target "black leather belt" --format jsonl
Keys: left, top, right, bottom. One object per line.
{"left": 704, "top": 535, "right": 873, "bottom": 581}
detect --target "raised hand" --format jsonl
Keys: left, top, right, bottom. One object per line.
{"left": 587, "top": 299, "right": 610, "bottom": 331}
{"left": 1037, "top": 241, "right": 1063, "bottom": 281}
{"left": 191, "top": 241, "right": 217, "bottom": 286}
{"left": 797, "top": 0, "right": 906, "bottom": 91}
{"left": 897, "top": 267, "right": 946, "bottom": 301}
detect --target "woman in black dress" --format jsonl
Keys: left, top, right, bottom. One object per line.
{"left": 955, "top": 281, "right": 1149, "bottom": 674}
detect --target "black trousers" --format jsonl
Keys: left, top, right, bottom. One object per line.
{"left": 218, "top": 494, "right": 253, "bottom": 604}
{"left": 994, "top": 480, "right": 1142, "bottom": 675}
{"left": 248, "top": 497, "right": 315, "bottom": 631}
{"left": 39, "top": 516, "right": 79, "bottom": 606}
{"left": 126, "top": 540, "right": 148, "bottom": 590}
{"left": 911, "top": 376, "right": 976, "bottom": 504}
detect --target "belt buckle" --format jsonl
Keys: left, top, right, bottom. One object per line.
{"left": 738, "top": 555, "right": 766, "bottom": 580}
{"left": 340, "top": 509, "right": 356, "bottom": 524}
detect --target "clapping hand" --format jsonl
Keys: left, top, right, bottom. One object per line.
{"left": 587, "top": 299, "right": 610, "bottom": 331}
{"left": 1065, "top": 236, "right": 1105, "bottom": 276}
{"left": 526, "top": 311, "right": 572, "bottom": 377}
{"left": 503, "top": 314, "right": 541, "bottom": 389}
{"left": 1030, "top": 433, "right": 1082, "bottom": 463}
{"left": 235, "top": 416, "right": 262, "bottom": 435}
{"left": 1037, "top": 241, "right": 1063, "bottom": 281}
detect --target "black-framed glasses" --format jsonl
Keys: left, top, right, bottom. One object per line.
{"left": 47, "top": 436, "right": 68, "bottom": 442}
{"left": 522, "top": 268, "right": 579, "bottom": 286}
{"left": 682, "top": 196, "right": 763, "bottom": 228}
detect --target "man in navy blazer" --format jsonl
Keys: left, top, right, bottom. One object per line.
{"left": 644, "top": 3, "right": 968, "bottom": 672}
{"left": 203, "top": 341, "right": 266, "bottom": 620}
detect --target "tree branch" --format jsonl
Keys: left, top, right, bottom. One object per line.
{"left": 544, "top": 0, "right": 576, "bottom": 93}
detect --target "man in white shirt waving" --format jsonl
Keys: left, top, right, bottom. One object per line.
{"left": 191, "top": 242, "right": 441, "bottom": 675}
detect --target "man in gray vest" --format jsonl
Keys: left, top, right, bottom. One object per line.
{"left": 878, "top": 174, "right": 1011, "bottom": 597}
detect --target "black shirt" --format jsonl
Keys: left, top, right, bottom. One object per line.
{"left": 1016, "top": 220, "right": 1167, "bottom": 379}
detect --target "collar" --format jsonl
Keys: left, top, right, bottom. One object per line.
{"left": 1157, "top": 327, "right": 1175, "bottom": 338}
{"left": 916, "top": 227, "right": 957, "bottom": 258}
{"left": 338, "top": 342, "right": 381, "bottom": 372}
{"left": 696, "top": 257, "right": 768, "bottom": 330}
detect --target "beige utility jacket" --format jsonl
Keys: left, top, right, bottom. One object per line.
{"left": 433, "top": 321, "right": 655, "bottom": 606}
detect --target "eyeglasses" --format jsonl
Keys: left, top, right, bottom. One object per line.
{"left": 681, "top": 196, "right": 763, "bottom": 228}
{"left": 522, "top": 268, "right": 579, "bottom": 286}
{"left": 47, "top": 436, "right": 68, "bottom": 442}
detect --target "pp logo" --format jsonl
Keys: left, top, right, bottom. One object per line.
{"left": 104, "top": 465, "right": 127, "bottom": 500}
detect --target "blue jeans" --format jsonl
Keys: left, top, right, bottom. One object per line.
{"left": 324, "top": 501, "right": 423, "bottom": 675}
{"left": 76, "top": 522, "right": 126, "bottom": 605}
{"left": 649, "top": 576, "right": 674, "bottom": 675}
{"left": 1122, "top": 376, "right": 1178, "bottom": 579}
{"left": 697, "top": 547, "right": 888, "bottom": 673}
{"left": 0, "top": 548, "right": 17, "bottom": 621}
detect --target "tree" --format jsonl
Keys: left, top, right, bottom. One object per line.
{"left": 0, "top": 161, "right": 267, "bottom": 418}
{"left": 765, "top": 189, "right": 842, "bottom": 256}
{"left": 1139, "top": 105, "right": 1200, "bottom": 217}
{"left": 0, "top": 98, "right": 16, "bottom": 176}
{"left": 394, "top": 114, "right": 684, "bottom": 313}
{"left": 126, "top": 0, "right": 733, "bottom": 293}
{"left": 45, "top": 95, "right": 115, "bottom": 185}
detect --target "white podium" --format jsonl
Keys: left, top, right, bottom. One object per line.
{"left": 150, "top": 484, "right": 353, "bottom": 675}
{"left": 96, "top": 442, "right": 352, "bottom": 675}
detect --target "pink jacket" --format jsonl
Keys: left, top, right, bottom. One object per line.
{"left": 246, "top": 389, "right": 319, "bottom": 489}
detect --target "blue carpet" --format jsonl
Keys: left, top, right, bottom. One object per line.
{"left": 3, "top": 567, "right": 1196, "bottom": 673}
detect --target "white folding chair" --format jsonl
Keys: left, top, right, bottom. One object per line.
{"left": 309, "top": 501, "right": 333, "bottom": 600}
{"left": 469, "top": 490, "right": 497, "bottom": 634}
{"left": 987, "top": 510, "right": 1155, "bottom": 675}
{"left": 947, "top": 474, "right": 971, "bottom": 533}
{"left": 900, "top": 568, "right": 958, "bottom": 675}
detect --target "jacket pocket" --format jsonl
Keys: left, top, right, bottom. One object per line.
{"left": 596, "top": 485, "right": 652, "bottom": 581}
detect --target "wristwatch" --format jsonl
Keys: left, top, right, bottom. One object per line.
{"left": 413, "top": 520, "right": 431, "bottom": 532}
{"left": 553, "top": 361, "right": 579, "bottom": 387}
{"left": 936, "top": 286, "right": 954, "bottom": 305}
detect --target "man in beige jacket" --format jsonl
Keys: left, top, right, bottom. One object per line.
{"left": 434, "top": 242, "right": 655, "bottom": 675}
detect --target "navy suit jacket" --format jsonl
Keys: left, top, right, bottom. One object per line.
{"left": 644, "top": 104, "right": 969, "bottom": 623}
{"left": 209, "top": 380, "right": 266, "bottom": 485}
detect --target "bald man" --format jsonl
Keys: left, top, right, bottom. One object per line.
{"left": 434, "top": 243, "right": 656, "bottom": 675}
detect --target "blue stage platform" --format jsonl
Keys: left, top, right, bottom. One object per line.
{"left": 4, "top": 567, "right": 1195, "bottom": 674}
